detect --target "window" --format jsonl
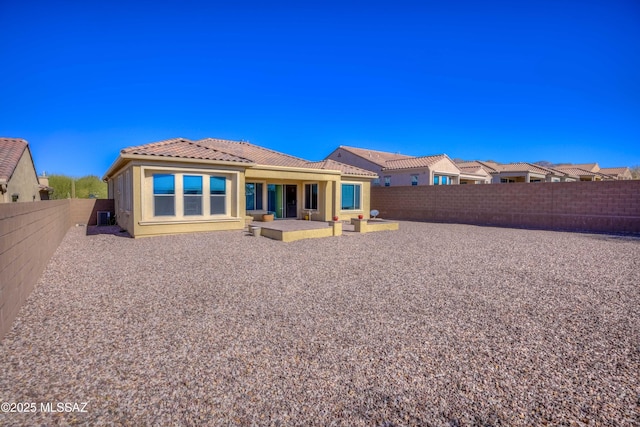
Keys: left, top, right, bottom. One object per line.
{"left": 341, "top": 183, "right": 361, "bottom": 210}
{"left": 245, "top": 183, "right": 263, "bottom": 210}
{"left": 117, "top": 175, "right": 124, "bottom": 209}
{"left": 124, "top": 170, "right": 131, "bottom": 211}
{"left": 372, "top": 178, "right": 380, "bottom": 186}
{"left": 304, "top": 183, "right": 318, "bottom": 210}
{"left": 210, "top": 176, "right": 226, "bottom": 215}
{"left": 501, "top": 178, "right": 516, "bottom": 183}
{"left": 153, "top": 174, "right": 175, "bottom": 216}
{"left": 434, "top": 175, "right": 449, "bottom": 185}
{"left": 411, "top": 175, "right": 418, "bottom": 186}
{"left": 384, "top": 176, "right": 391, "bottom": 187}
{"left": 183, "top": 175, "right": 203, "bottom": 215}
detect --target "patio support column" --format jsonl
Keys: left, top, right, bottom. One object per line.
{"left": 333, "top": 180, "right": 340, "bottom": 220}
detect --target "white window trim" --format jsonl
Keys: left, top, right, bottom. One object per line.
{"left": 124, "top": 169, "right": 132, "bottom": 212}
{"left": 140, "top": 166, "right": 241, "bottom": 223}
{"left": 340, "top": 181, "right": 363, "bottom": 212}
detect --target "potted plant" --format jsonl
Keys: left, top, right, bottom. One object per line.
{"left": 262, "top": 212, "right": 274, "bottom": 222}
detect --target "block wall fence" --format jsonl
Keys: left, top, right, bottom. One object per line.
{"left": 0, "top": 199, "right": 114, "bottom": 340}
{"left": 371, "top": 180, "right": 640, "bottom": 234}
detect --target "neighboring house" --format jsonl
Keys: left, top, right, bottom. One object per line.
{"left": 556, "top": 163, "right": 620, "bottom": 181}
{"left": 490, "top": 162, "right": 578, "bottom": 183}
{"left": 325, "top": 146, "right": 488, "bottom": 186}
{"left": 457, "top": 165, "right": 492, "bottom": 184}
{"left": 599, "top": 167, "right": 633, "bottom": 180}
{"left": 382, "top": 154, "right": 463, "bottom": 186}
{"left": 325, "top": 146, "right": 412, "bottom": 187}
{"left": 554, "top": 163, "right": 631, "bottom": 181}
{"left": 103, "top": 138, "right": 377, "bottom": 238}
{"left": 457, "top": 160, "right": 577, "bottom": 183}
{"left": 0, "top": 137, "right": 52, "bottom": 203}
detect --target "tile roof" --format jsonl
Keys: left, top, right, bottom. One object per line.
{"left": 556, "top": 163, "right": 599, "bottom": 172}
{"left": 383, "top": 154, "right": 450, "bottom": 170}
{"left": 0, "top": 137, "right": 29, "bottom": 181}
{"left": 337, "top": 146, "right": 413, "bottom": 167}
{"left": 122, "top": 138, "right": 254, "bottom": 164}
{"left": 119, "top": 138, "right": 376, "bottom": 176}
{"left": 455, "top": 160, "right": 501, "bottom": 173}
{"left": 458, "top": 165, "right": 490, "bottom": 176}
{"left": 195, "top": 138, "right": 310, "bottom": 168}
{"left": 492, "top": 162, "right": 556, "bottom": 175}
{"left": 556, "top": 167, "right": 614, "bottom": 179}
{"left": 303, "top": 159, "right": 378, "bottom": 177}
{"left": 599, "top": 167, "right": 630, "bottom": 176}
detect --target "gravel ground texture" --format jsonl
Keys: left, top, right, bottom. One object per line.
{"left": 1, "top": 222, "right": 639, "bottom": 426}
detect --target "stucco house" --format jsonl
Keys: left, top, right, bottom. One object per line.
{"left": 491, "top": 162, "right": 577, "bottom": 183}
{"left": 456, "top": 160, "right": 578, "bottom": 183}
{"left": 103, "top": 138, "right": 377, "bottom": 238}
{"left": 599, "top": 167, "right": 633, "bottom": 180}
{"left": 0, "top": 137, "right": 52, "bottom": 203}
{"left": 325, "top": 146, "right": 488, "bottom": 186}
{"left": 555, "top": 163, "right": 630, "bottom": 181}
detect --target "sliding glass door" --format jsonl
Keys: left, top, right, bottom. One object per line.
{"left": 267, "top": 184, "right": 297, "bottom": 218}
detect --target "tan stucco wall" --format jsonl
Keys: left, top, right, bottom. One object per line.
{"left": 3, "top": 149, "right": 40, "bottom": 203}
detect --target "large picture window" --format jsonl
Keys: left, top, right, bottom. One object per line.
{"left": 304, "top": 183, "right": 318, "bottom": 210}
{"left": 245, "top": 182, "right": 263, "bottom": 210}
{"left": 153, "top": 174, "right": 175, "bottom": 216}
{"left": 341, "top": 183, "right": 361, "bottom": 210}
{"left": 210, "top": 176, "right": 226, "bottom": 215}
{"left": 184, "top": 175, "right": 203, "bottom": 216}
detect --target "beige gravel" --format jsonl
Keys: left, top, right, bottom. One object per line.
{"left": 0, "top": 222, "right": 639, "bottom": 426}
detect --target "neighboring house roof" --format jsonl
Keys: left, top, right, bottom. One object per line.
{"left": 456, "top": 160, "right": 500, "bottom": 174}
{"left": 491, "top": 162, "right": 552, "bottom": 175}
{"left": 556, "top": 163, "right": 600, "bottom": 173}
{"left": 553, "top": 167, "right": 614, "bottom": 180}
{"left": 599, "top": 167, "right": 632, "bottom": 179}
{"left": 0, "top": 137, "right": 28, "bottom": 182}
{"left": 539, "top": 166, "right": 579, "bottom": 180}
{"left": 383, "top": 154, "right": 451, "bottom": 171}
{"left": 335, "top": 145, "right": 413, "bottom": 167}
{"left": 304, "top": 159, "right": 378, "bottom": 177}
{"left": 458, "top": 165, "right": 490, "bottom": 177}
{"left": 122, "top": 138, "right": 254, "bottom": 164}
{"left": 599, "top": 167, "right": 628, "bottom": 175}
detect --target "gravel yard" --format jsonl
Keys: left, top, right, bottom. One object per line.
{"left": 1, "top": 222, "right": 639, "bottom": 426}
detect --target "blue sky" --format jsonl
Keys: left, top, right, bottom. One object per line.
{"left": 1, "top": 0, "right": 639, "bottom": 177}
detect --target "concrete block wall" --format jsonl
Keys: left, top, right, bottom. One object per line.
{"left": 0, "top": 199, "right": 114, "bottom": 340}
{"left": 70, "top": 199, "right": 114, "bottom": 226}
{"left": 371, "top": 180, "right": 640, "bottom": 234}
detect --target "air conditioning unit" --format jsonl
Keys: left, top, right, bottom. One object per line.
{"left": 97, "top": 211, "right": 111, "bottom": 226}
